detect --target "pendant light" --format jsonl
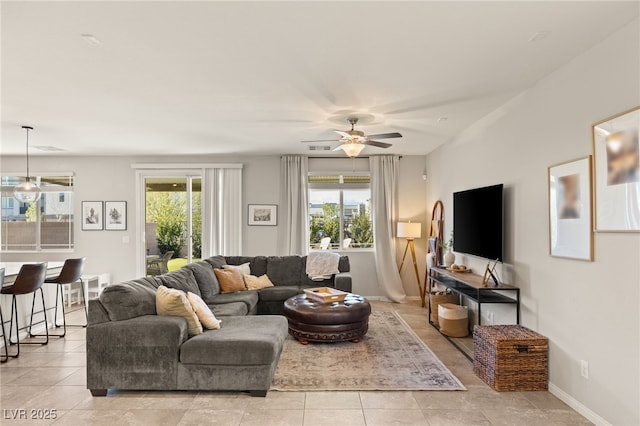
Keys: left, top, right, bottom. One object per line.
{"left": 13, "top": 125, "right": 41, "bottom": 203}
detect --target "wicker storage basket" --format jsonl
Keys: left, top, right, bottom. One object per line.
{"left": 438, "top": 303, "right": 468, "bottom": 337}
{"left": 473, "top": 325, "right": 548, "bottom": 391}
{"left": 429, "top": 292, "right": 459, "bottom": 326}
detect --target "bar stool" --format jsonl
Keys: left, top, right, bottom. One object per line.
{"left": 0, "top": 263, "right": 49, "bottom": 361}
{"left": 32, "top": 257, "right": 86, "bottom": 338}
{"left": 0, "top": 268, "right": 8, "bottom": 363}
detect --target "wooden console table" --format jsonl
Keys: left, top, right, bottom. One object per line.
{"left": 428, "top": 266, "right": 520, "bottom": 326}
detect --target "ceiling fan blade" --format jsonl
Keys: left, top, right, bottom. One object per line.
{"left": 332, "top": 145, "right": 345, "bottom": 152}
{"left": 301, "top": 139, "right": 339, "bottom": 143}
{"left": 334, "top": 130, "right": 351, "bottom": 138}
{"left": 366, "top": 132, "right": 402, "bottom": 139}
{"left": 364, "top": 140, "right": 392, "bottom": 149}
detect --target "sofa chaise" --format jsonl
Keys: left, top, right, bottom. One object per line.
{"left": 86, "top": 255, "right": 351, "bottom": 397}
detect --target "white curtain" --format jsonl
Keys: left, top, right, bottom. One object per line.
{"left": 370, "top": 155, "right": 406, "bottom": 303}
{"left": 203, "top": 167, "right": 242, "bottom": 256}
{"left": 278, "top": 155, "right": 309, "bottom": 255}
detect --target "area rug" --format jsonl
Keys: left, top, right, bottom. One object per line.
{"left": 271, "top": 311, "right": 465, "bottom": 391}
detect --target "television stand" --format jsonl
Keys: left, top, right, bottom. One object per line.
{"left": 428, "top": 266, "right": 520, "bottom": 327}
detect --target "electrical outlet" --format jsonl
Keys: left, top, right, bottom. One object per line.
{"left": 580, "top": 360, "right": 589, "bottom": 379}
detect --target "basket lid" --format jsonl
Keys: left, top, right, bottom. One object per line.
{"left": 474, "top": 325, "right": 546, "bottom": 342}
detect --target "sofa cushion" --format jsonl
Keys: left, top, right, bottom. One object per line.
{"left": 214, "top": 268, "right": 246, "bottom": 293}
{"left": 266, "top": 256, "right": 302, "bottom": 286}
{"left": 257, "top": 285, "right": 301, "bottom": 302}
{"left": 244, "top": 274, "right": 274, "bottom": 291}
{"left": 155, "top": 268, "right": 201, "bottom": 296}
{"left": 182, "top": 261, "right": 220, "bottom": 304}
{"left": 209, "top": 301, "right": 249, "bottom": 317}
{"left": 203, "top": 255, "right": 227, "bottom": 269}
{"left": 99, "top": 278, "right": 158, "bottom": 321}
{"left": 209, "top": 291, "right": 259, "bottom": 311}
{"left": 249, "top": 256, "right": 268, "bottom": 276}
{"left": 338, "top": 256, "right": 350, "bottom": 272}
{"left": 156, "top": 286, "right": 202, "bottom": 335}
{"left": 187, "top": 292, "right": 221, "bottom": 330}
{"left": 180, "top": 316, "right": 288, "bottom": 365}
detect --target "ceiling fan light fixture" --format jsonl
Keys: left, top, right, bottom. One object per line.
{"left": 14, "top": 126, "right": 41, "bottom": 203}
{"left": 339, "top": 143, "right": 366, "bottom": 158}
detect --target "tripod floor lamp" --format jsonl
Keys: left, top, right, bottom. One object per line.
{"left": 397, "top": 222, "right": 425, "bottom": 307}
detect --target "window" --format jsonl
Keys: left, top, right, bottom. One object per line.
{"left": 308, "top": 174, "right": 373, "bottom": 250}
{"left": 1, "top": 174, "right": 74, "bottom": 251}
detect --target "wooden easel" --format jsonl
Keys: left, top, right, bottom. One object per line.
{"left": 423, "top": 200, "right": 444, "bottom": 305}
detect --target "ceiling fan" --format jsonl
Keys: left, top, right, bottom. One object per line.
{"left": 302, "top": 117, "right": 402, "bottom": 157}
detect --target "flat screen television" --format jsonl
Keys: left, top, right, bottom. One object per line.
{"left": 453, "top": 184, "right": 504, "bottom": 262}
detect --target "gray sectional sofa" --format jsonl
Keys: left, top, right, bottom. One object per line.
{"left": 209, "top": 255, "right": 351, "bottom": 315}
{"left": 86, "top": 255, "right": 351, "bottom": 397}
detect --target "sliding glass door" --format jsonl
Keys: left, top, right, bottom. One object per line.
{"left": 136, "top": 163, "right": 242, "bottom": 276}
{"left": 143, "top": 174, "right": 201, "bottom": 273}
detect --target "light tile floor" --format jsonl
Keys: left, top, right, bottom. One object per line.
{"left": 0, "top": 300, "right": 592, "bottom": 425}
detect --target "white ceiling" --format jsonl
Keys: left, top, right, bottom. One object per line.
{"left": 1, "top": 1, "right": 638, "bottom": 157}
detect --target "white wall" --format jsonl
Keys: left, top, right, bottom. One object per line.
{"left": 396, "top": 156, "right": 429, "bottom": 299}
{"left": 426, "top": 19, "right": 639, "bottom": 426}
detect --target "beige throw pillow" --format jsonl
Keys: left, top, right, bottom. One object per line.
{"left": 213, "top": 268, "right": 246, "bottom": 293}
{"left": 244, "top": 274, "right": 275, "bottom": 291}
{"left": 222, "top": 262, "right": 251, "bottom": 275}
{"left": 187, "top": 291, "right": 221, "bottom": 330}
{"left": 156, "top": 285, "right": 202, "bottom": 335}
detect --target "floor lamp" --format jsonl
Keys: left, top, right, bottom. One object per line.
{"left": 397, "top": 222, "right": 424, "bottom": 307}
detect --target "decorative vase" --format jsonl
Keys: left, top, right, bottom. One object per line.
{"left": 444, "top": 249, "right": 455, "bottom": 268}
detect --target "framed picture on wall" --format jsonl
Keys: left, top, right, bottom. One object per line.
{"left": 592, "top": 106, "right": 640, "bottom": 232}
{"left": 105, "top": 201, "right": 127, "bottom": 230}
{"left": 248, "top": 204, "right": 277, "bottom": 226}
{"left": 81, "top": 201, "right": 103, "bottom": 231}
{"left": 548, "top": 156, "right": 593, "bottom": 261}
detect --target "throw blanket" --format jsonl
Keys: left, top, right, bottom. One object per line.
{"left": 306, "top": 251, "right": 340, "bottom": 281}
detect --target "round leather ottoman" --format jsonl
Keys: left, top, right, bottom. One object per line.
{"left": 283, "top": 293, "right": 371, "bottom": 344}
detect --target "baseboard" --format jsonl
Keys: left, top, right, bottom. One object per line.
{"left": 548, "top": 382, "right": 610, "bottom": 426}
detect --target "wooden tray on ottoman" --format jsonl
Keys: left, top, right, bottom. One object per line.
{"left": 473, "top": 325, "right": 548, "bottom": 391}
{"left": 304, "top": 287, "right": 348, "bottom": 304}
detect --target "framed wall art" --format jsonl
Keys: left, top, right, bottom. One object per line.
{"left": 592, "top": 106, "right": 640, "bottom": 232}
{"left": 248, "top": 204, "right": 277, "bottom": 226}
{"left": 105, "top": 201, "right": 127, "bottom": 230}
{"left": 82, "top": 201, "right": 103, "bottom": 231}
{"left": 548, "top": 156, "right": 593, "bottom": 261}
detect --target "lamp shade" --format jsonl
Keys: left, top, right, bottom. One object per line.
{"left": 397, "top": 222, "right": 421, "bottom": 239}
{"left": 339, "top": 143, "right": 366, "bottom": 158}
